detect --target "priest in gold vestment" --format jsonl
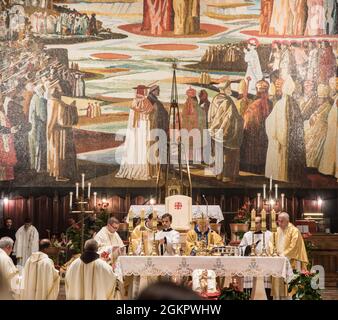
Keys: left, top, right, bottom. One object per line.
{"left": 185, "top": 217, "right": 224, "bottom": 255}
{"left": 20, "top": 239, "right": 60, "bottom": 300}
{"left": 130, "top": 213, "right": 156, "bottom": 255}
{"left": 269, "top": 212, "right": 308, "bottom": 299}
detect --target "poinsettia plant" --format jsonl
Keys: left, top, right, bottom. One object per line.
{"left": 218, "top": 283, "right": 250, "bottom": 300}
{"left": 288, "top": 270, "right": 322, "bottom": 300}
{"left": 233, "top": 202, "right": 251, "bottom": 224}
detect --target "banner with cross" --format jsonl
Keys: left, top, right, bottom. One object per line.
{"left": 165, "top": 195, "right": 192, "bottom": 231}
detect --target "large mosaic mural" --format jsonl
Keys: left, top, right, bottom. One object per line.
{"left": 0, "top": 0, "right": 337, "bottom": 189}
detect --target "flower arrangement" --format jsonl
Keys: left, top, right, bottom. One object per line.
{"left": 233, "top": 202, "right": 251, "bottom": 224}
{"left": 218, "top": 282, "right": 250, "bottom": 300}
{"left": 288, "top": 270, "right": 322, "bottom": 300}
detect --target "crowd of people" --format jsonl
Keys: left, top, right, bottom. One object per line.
{"left": 260, "top": 0, "right": 338, "bottom": 36}
{"left": 0, "top": 33, "right": 86, "bottom": 182}
{"left": 0, "top": 209, "right": 308, "bottom": 300}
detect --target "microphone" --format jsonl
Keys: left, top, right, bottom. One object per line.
{"left": 202, "top": 195, "right": 209, "bottom": 219}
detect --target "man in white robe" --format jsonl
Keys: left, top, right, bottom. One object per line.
{"left": 244, "top": 39, "right": 263, "bottom": 95}
{"left": 65, "top": 239, "right": 118, "bottom": 300}
{"left": 0, "top": 237, "right": 19, "bottom": 299}
{"left": 20, "top": 239, "right": 60, "bottom": 300}
{"left": 13, "top": 218, "right": 39, "bottom": 266}
{"left": 94, "top": 217, "right": 125, "bottom": 262}
{"left": 155, "top": 213, "right": 180, "bottom": 255}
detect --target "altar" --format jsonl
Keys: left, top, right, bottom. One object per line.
{"left": 115, "top": 256, "right": 294, "bottom": 300}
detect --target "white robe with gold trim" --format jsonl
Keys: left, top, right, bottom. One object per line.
{"left": 65, "top": 257, "right": 117, "bottom": 300}
{"left": 20, "top": 251, "right": 60, "bottom": 300}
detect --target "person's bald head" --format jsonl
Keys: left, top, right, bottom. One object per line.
{"left": 277, "top": 212, "right": 289, "bottom": 230}
{"left": 39, "top": 239, "right": 51, "bottom": 252}
{"left": 84, "top": 239, "right": 98, "bottom": 253}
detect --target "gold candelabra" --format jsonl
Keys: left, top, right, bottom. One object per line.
{"left": 260, "top": 209, "right": 268, "bottom": 256}
{"left": 250, "top": 209, "right": 256, "bottom": 256}
{"left": 151, "top": 210, "right": 158, "bottom": 256}
{"left": 69, "top": 173, "right": 94, "bottom": 253}
{"left": 140, "top": 209, "right": 146, "bottom": 256}
{"left": 271, "top": 209, "right": 278, "bottom": 256}
{"left": 127, "top": 210, "right": 134, "bottom": 256}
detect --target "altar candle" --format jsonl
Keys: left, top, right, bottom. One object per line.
{"left": 81, "top": 173, "right": 85, "bottom": 190}
{"left": 87, "top": 183, "right": 91, "bottom": 199}
{"left": 250, "top": 209, "right": 256, "bottom": 231}
{"left": 153, "top": 210, "right": 157, "bottom": 229}
{"left": 129, "top": 211, "right": 133, "bottom": 229}
{"left": 140, "top": 209, "right": 145, "bottom": 228}
{"left": 93, "top": 192, "right": 97, "bottom": 207}
{"left": 261, "top": 209, "right": 266, "bottom": 231}
{"left": 75, "top": 183, "right": 79, "bottom": 199}
{"left": 69, "top": 192, "right": 73, "bottom": 208}
{"left": 269, "top": 176, "right": 272, "bottom": 191}
{"left": 263, "top": 184, "right": 266, "bottom": 200}
{"left": 271, "top": 209, "right": 277, "bottom": 232}
{"left": 281, "top": 193, "right": 285, "bottom": 210}
{"left": 275, "top": 184, "right": 278, "bottom": 200}
{"left": 257, "top": 193, "right": 261, "bottom": 209}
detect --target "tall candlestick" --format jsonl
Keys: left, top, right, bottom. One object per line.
{"left": 75, "top": 183, "right": 79, "bottom": 199}
{"left": 250, "top": 209, "right": 256, "bottom": 232}
{"left": 275, "top": 184, "right": 278, "bottom": 200}
{"left": 263, "top": 184, "right": 266, "bottom": 200}
{"left": 81, "top": 173, "right": 85, "bottom": 190}
{"left": 140, "top": 209, "right": 145, "bottom": 229}
{"left": 257, "top": 193, "right": 261, "bottom": 209}
{"left": 153, "top": 210, "right": 157, "bottom": 229}
{"left": 129, "top": 210, "right": 133, "bottom": 229}
{"left": 69, "top": 192, "right": 73, "bottom": 207}
{"left": 93, "top": 192, "right": 97, "bottom": 207}
{"left": 87, "top": 183, "right": 91, "bottom": 199}
{"left": 281, "top": 193, "right": 285, "bottom": 210}
{"left": 271, "top": 209, "right": 277, "bottom": 232}
{"left": 269, "top": 176, "right": 272, "bottom": 191}
{"left": 261, "top": 209, "right": 266, "bottom": 232}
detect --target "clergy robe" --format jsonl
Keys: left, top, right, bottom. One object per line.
{"left": 20, "top": 251, "right": 60, "bottom": 300}
{"left": 304, "top": 99, "right": 333, "bottom": 168}
{"left": 13, "top": 225, "right": 39, "bottom": 266}
{"left": 269, "top": 223, "right": 308, "bottom": 298}
{"left": 47, "top": 98, "right": 78, "bottom": 180}
{"left": 131, "top": 224, "right": 155, "bottom": 255}
{"left": 265, "top": 80, "right": 306, "bottom": 182}
{"left": 208, "top": 93, "right": 244, "bottom": 181}
{"left": 94, "top": 226, "right": 125, "bottom": 260}
{"left": 240, "top": 93, "right": 273, "bottom": 174}
{"left": 65, "top": 253, "right": 117, "bottom": 300}
{"left": 318, "top": 99, "right": 338, "bottom": 177}
{"left": 185, "top": 226, "right": 224, "bottom": 256}
{"left": 269, "top": 0, "right": 290, "bottom": 35}
{"left": 155, "top": 228, "right": 180, "bottom": 255}
{"left": 0, "top": 248, "right": 19, "bottom": 298}
{"left": 244, "top": 48, "right": 263, "bottom": 95}
{"left": 28, "top": 92, "right": 48, "bottom": 172}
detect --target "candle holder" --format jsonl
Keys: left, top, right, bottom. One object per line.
{"left": 69, "top": 173, "right": 95, "bottom": 253}
{"left": 250, "top": 209, "right": 256, "bottom": 256}
{"left": 151, "top": 212, "right": 158, "bottom": 256}
{"left": 128, "top": 210, "right": 134, "bottom": 256}
{"left": 271, "top": 209, "right": 278, "bottom": 256}
{"left": 139, "top": 210, "right": 146, "bottom": 256}
{"left": 140, "top": 231, "right": 146, "bottom": 256}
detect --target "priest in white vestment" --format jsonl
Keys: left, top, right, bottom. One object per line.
{"left": 94, "top": 217, "right": 125, "bottom": 262}
{"left": 155, "top": 213, "right": 180, "bottom": 255}
{"left": 13, "top": 218, "right": 39, "bottom": 266}
{"left": 20, "top": 239, "right": 60, "bottom": 300}
{"left": 65, "top": 239, "right": 118, "bottom": 300}
{"left": 0, "top": 237, "right": 19, "bottom": 299}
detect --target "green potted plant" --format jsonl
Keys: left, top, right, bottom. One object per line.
{"left": 218, "top": 283, "right": 250, "bottom": 300}
{"left": 288, "top": 270, "right": 322, "bottom": 300}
